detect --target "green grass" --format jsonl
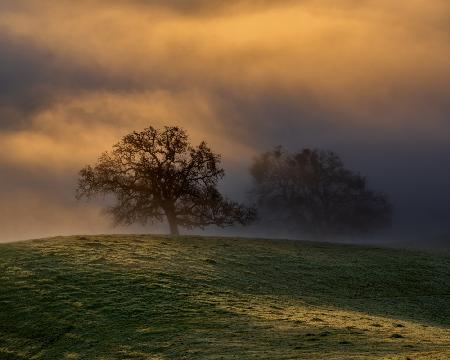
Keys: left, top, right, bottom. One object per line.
{"left": 1, "top": 235, "right": 449, "bottom": 359}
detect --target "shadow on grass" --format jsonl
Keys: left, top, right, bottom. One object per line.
{"left": 0, "top": 236, "right": 449, "bottom": 359}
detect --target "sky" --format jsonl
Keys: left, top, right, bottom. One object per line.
{"left": 0, "top": 0, "right": 449, "bottom": 244}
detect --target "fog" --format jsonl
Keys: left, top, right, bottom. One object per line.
{"left": 0, "top": 1, "right": 449, "bottom": 248}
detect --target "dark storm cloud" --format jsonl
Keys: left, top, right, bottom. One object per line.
{"left": 0, "top": 33, "right": 56, "bottom": 128}
{"left": 0, "top": 31, "right": 158, "bottom": 130}
{"left": 104, "top": 0, "right": 299, "bottom": 15}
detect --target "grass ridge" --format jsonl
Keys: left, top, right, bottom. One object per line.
{"left": 0, "top": 235, "right": 449, "bottom": 359}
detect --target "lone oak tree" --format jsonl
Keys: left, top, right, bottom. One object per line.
{"left": 77, "top": 126, "right": 255, "bottom": 236}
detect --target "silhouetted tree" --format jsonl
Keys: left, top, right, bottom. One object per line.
{"left": 250, "top": 147, "right": 391, "bottom": 236}
{"left": 77, "top": 126, "right": 255, "bottom": 236}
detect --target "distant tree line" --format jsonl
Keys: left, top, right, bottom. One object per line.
{"left": 77, "top": 126, "right": 391, "bottom": 237}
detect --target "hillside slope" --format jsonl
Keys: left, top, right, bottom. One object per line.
{"left": 0, "top": 235, "right": 449, "bottom": 359}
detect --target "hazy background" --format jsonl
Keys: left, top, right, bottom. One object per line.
{"left": 0, "top": 0, "right": 449, "bottom": 246}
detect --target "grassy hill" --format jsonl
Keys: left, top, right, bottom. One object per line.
{"left": 1, "top": 235, "right": 449, "bottom": 359}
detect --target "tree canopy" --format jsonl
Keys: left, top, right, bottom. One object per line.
{"left": 250, "top": 147, "right": 392, "bottom": 236}
{"left": 77, "top": 126, "right": 255, "bottom": 235}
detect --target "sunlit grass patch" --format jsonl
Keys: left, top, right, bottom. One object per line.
{"left": 1, "top": 235, "right": 449, "bottom": 359}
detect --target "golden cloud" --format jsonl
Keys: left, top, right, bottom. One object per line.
{"left": 0, "top": 0, "right": 449, "bottom": 240}
{"left": 0, "top": 91, "right": 256, "bottom": 172}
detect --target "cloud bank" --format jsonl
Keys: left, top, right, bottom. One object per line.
{"left": 0, "top": 0, "right": 449, "bottom": 243}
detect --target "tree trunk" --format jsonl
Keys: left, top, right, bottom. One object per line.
{"left": 165, "top": 208, "right": 180, "bottom": 236}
